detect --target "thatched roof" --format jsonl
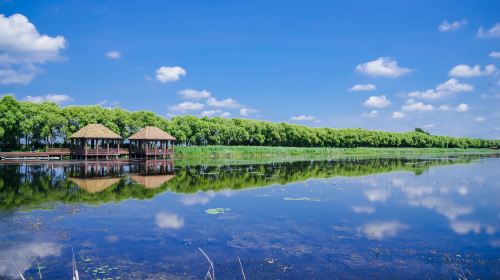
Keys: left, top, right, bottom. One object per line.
{"left": 130, "top": 175, "right": 175, "bottom": 189}
{"left": 69, "top": 124, "right": 122, "bottom": 139}
{"left": 69, "top": 177, "right": 121, "bottom": 193}
{"left": 128, "top": 126, "right": 176, "bottom": 140}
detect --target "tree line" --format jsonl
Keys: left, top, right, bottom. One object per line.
{"left": 0, "top": 95, "right": 498, "bottom": 150}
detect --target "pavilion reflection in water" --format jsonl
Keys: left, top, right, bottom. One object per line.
{"left": 67, "top": 160, "right": 175, "bottom": 192}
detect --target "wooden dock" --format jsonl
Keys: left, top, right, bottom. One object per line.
{"left": 0, "top": 148, "right": 70, "bottom": 160}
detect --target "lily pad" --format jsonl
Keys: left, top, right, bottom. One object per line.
{"left": 205, "top": 208, "right": 230, "bottom": 215}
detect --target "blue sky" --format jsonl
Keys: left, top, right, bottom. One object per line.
{"left": 1, "top": 0, "right": 499, "bottom": 138}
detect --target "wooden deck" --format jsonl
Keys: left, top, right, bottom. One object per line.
{"left": 0, "top": 148, "right": 172, "bottom": 160}
{"left": 129, "top": 148, "right": 174, "bottom": 158}
{"left": 0, "top": 148, "right": 70, "bottom": 160}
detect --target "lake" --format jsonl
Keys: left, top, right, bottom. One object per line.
{"left": 0, "top": 155, "right": 499, "bottom": 279}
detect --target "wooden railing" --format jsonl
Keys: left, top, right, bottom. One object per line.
{"left": 70, "top": 148, "right": 127, "bottom": 155}
{"left": 129, "top": 148, "right": 173, "bottom": 155}
{"left": 46, "top": 148, "right": 71, "bottom": 153}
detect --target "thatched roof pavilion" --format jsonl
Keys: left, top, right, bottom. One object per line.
{"left": 128, "top": 126, "right": 175, "bottom": 159}
{"left": 70, "top": 124, "right": 122, "bottom": 139}
{"left": 128, "top": 126, "right": 175, "bottom": 141}
{"left": 69, "top": 124, "right": 124, "bottom": 159}
{"left": 130, "top": 174, "right": 175, "bottom": 189}
{"left": 69, "top": 177, "right": 121, "bottom": 193}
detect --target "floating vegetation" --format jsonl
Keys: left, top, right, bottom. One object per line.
{"left": 205, "top": 208, "right": 230, "bottom": 215}
{"left": 283, "top": 197, "right": 321, "bottom": 202}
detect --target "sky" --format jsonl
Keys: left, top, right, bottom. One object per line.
{"left": 0, "top": 0, "right": 499, "bottom": 138}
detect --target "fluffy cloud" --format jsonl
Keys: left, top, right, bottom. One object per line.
{"left": 180, "top": 191, "right": 216, "bottom": 205}
{"left": 438, "top": 19, "right": 467, "bottom": 32}
{"left": 439, "top": 105, "right": 450, "bottom": 111}
{"left": 392, "top": 111, "right": 405, "bottom": 119}
{"left": 361, "top": 110, "right": 378, "bottom": 118}
{"left": 436, "top": 78, "right": 474, "bottom": 92}
{"left": 355, "top": 57, "right": 411, "bottom": 78}
{"left": 156, "top": 66, "right": 186, "bottom": 83}
{"left": 477, "top": 23, "right": 500, "bottom": 38}
{"left": 290, "top": 115, "right": 316, "bottom": 121}
{"left": 407, "top": 79, "right": 474, "bottom": 99}
{"left": 402, "top": 99, "right": 434, "bottom": 111}
{"left": 206, "top": 97, "right": 241, "bottom": 108}
{"left": 358, "top": 221, "right": 408, "bottom": 240}
{"left": 178, "top": 89, "right": 211, "bottom": 100}
{"left": 474, "top": 116, "right": 486, "bottom": 122}
{"left": 352, "top": 206, "right": 375, "bottom": 214}
{"left": 363, "top": 95, "right": 390, "bottom": 108}
{"left": 239, "top": 107, "right": 258, "bottom": 117}
{"left": 0, "top": 14, "right": 66, "bottom": 84}
{"left": 348, "top": 83, "right": 376, "bottom": 92}
{"left": 200, "top": 109, "right": 230, "bottom": 117}
{"left": 490, "top": 51, "right": 500, "bottom": 58}
{"left": 155, "top": 212, "right": 184, "bottom": 229}
{"left": 0, "top": 242, "right": 61, "bottom": 278}
{"left": 105, "top": 50, "right": 121, "bottom": 59}
{"left": 450, "top": 221, "right": 481, "bottom": 234}
{"left": 23, "top": 94, "right": 72, "bottom": 104}
{"left": 169, "top": 101, "right": 204, "bottom": 112}
{"left": 456, "top": 103, "right": 468, "bottom": 112}
{"left": 364, "top": 189, "right": 390, "bottom": 202}
{"left": 449, "top": 64, "right": 496, "bottom": 77}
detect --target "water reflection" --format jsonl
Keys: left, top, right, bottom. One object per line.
{"left": 0, "top": 156, "right": 482, "bottom": 210}
{"left": 0, "top": 155, "right": 499, "bottom": 279}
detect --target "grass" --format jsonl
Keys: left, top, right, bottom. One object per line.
{"left": 174, "top": 145, "right": 499, "bottom": 160}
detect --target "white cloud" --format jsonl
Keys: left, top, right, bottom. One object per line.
{"left": 352, "top": 206, "right": 375, "bottom": 214}
{"left": 156, "top": 66, "right": 186, "bottom": 83}
{"left": 0, "top": 67, "right": 36, "bottom": 84}
{"left": 406, "top": 78, "right": 474, "bottom": 100}
{"left": 436, "top": 78, "right": 474, "bottom": 92}
{"left": 206, "top": 97, "right": 241, "bottom": 108}
{"left": 363, "top": 95, "right": 390, "bottom": 108}
{"left": 439, "top": 105, "right": 450, "bottom": 111}
{"left": 392, "top": 111, "right": 405, "bottom": 119}
{"left": 200, "top": 109, "right": 222, "bottom": 117}
{"left": 490, "top": 51, "right": 500, "bottom": 58}
{"left": 180, "top": 191, "right": 216, "bottom": 205}
{"left": 364, "top": 189, "right": 390, "bottom": 202}
{"left": 449, "top": 64, "right": 497, "bottom": 77}
{"left": 456, "top": 103, "right": 468, "bottom": 112}
{"left": 0, "top": 242, "right": 61, "bottom": 278}
{"left": 105, "top": 50, "right": 121, "bottom": 59}
{"left": 348, "top": 83, "right": 376, "bottom": 92}
{"left": 239, "top": 107, "right": 258, "bottom": 117}
{"left": 402, "top": 99, "right": 435, "bottom": 111}
{"left": 169, "top": 101, "right": 204, "bottom": 112}
{"left": 477, "top": 23, "right": 500, "bottom": 38}
{"left": 361, "top": 110, "right": 378, "bottom": 118}
{"left": 438, "top": 19, "right": 467, "bottom": 32}
{"left": 23, "top": 93, "right": 72, "bottom": 104}
{"left": 355, "top": 57, "right": 411, "bottom": 78}
{"left": 200, "top": 109, "right": 230, "bottom": 117}
{"left": 450, "top": 221, "right": 481, "bottom": 234}
{"left": 290, "top": 115, "right": 316, "bottom": 121}
{"left": 0, "top": 14, "right": 66, "bottom": 84}
{"left": 155, "top": 212, "right": 184, "bottom": 229}
{"left": 474, "top": 116, "right": 486, "bottom": 122}
{"left": 178, "top": 89, "right": 211, "bottom": 100}
{"left": 359, "top": 221, "right": 408, "bottom": 240}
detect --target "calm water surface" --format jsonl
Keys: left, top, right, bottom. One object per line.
{"left": 0, "top": 156, "right": 499, "bottom": 279}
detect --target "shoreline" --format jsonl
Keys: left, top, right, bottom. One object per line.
{"left": 0, "top": 146, "right": 498, "bottom": 163}
{"left": 174, "top": 146, "right": 500, "bottom": 159}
